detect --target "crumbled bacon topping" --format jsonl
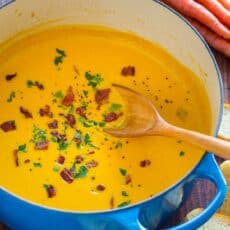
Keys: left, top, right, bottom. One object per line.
{"left": 76, "top": 107, "right": 87, "bottom": 119}
{"left": 51, "top": 131, "right": 67, "bottom": 143}
{"left": 48, "top": 120, "right": 58, "bottom": 129}
{"left": 62, "top": 87, "right": 75, "bottom": 107}
{"left": 125, "top": 174, "right": 132, "bottom": 185}
{"left": 34, "top": 81, "right": 44, "bottom": 90}
{"left": 13, "top": 150, "right": 19, "bottom": 167}
{"left": 20, "top": 106, "right": 33, "bottom": 118}
{"left": 24, "top": 159, "right": 30, "bottom": 164}
{"left": 0, "top": 120, "right": 16, "bottom": 132}
{"left": 46, "top": 185, "right": 56, "bottom": 198}
{"left": 104, "top": 112, "right": 123, "bottom": 122}
{"left": 60, "top": 168, "right": 74, "bottom": 184}
{"left": 96, "top": 184, "right": 105, "bottom": 191}
{"left": 76, "top": 155, "right": 84, "bottom": 164}
{"left": 65, "top": 114, "right": 76, "bottom": 128}
{"left": 95, "top": 89, "right": 111, "bottom": 108}
{"left": 121, "top": 66, "right": 135, "bottom": 76}
{"left": 57, "top": 155, "right": 65, "bottom": 165}
{"left": 39, "top": 105, "right": 53, "bottom": 118}
{"left": 34, "top": 140, "right": 49, "bottom": 150}
{"left": 140, "top": 159, "right": 151, "bottom": 167}
{"left": 88, "top": 151, "right": 95, "bottom": 155}
{"left": 85, "top": 160, "right": 98, "bottom": 168}
{"left": 6, "top": 73, "right": 17, "bottom": 81}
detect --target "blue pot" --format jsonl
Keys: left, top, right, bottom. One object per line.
{"left": 0, "top": 0, "right": 226, "bottom": 229}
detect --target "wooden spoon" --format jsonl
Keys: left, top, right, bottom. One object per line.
{"left": 104, "top": 84, "right": 230, "bottom": 159}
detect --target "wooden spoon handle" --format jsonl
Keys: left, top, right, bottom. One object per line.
{"left": 158, "top": 123, "right": 230, "bottom": 159}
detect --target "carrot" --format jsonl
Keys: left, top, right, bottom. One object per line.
{"left": 162, "top": 0, "right": 230, "bottom": 40}
{"left": 218, "top": 0, "right": 230, "bottom": 10}
{"left": 196, "top": 0, "right": 230, "bottom": 28}
{"left": 188, "top": 18, "right": 230, "bottom": 57}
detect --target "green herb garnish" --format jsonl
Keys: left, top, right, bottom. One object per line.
{"left": 18, "top": 144, "right": 27, "bottom": 153}
{"left": 32, "top": 125, "right": 47, "bottom": 143}
{"left": 115, "top": 142, "right": 122, "bottom": 149}
{"left": 109, "top": 103, "right": 122, "bottom": 112}
{"left": 121, "top": 191, "right": 128, "bottom": 197}
{"left": 68, "top": 105, "right": 75, "bottom": 114}
{"left": 7, "top": 91, "right": 16, "bottom": 102}
{"left": 75, "top": 165, "right": 88, "bottom": 178}
{"left": 33, "top": 162, "right": 42, "bottom": 168}
{"left": 119, "top": 168, "right": 127, "bottom": 176}
{"left": 53, "top": 166, "right": 60, "bottom": 172}
{"left": 179, "top": 151, "right": 185, "bottom": 157}
{"left": 27, "top": 80, "right": 34, "bottom": 88}
{"left": 54, "top": 90, "right": 64, "bottom": 98}
{"left": 117, "top": 200, "right": 131, "bottom": 208}
{"left": 85, "top": 72, "right": 103, "bottom": 89}
{"left": 43, "top": 184, "right": 49, "bottom": 189}
{"left": 54, "top": 48, "right": 66, "bottom": 66}
{"left": 58, "top": 141, "right": 70, "bottom": 151}
{"left": 83, "top": 90, "right": 88, "bottom": 98}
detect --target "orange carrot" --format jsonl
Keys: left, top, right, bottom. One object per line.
{"left": 188, "top": 18, "right": 230, "bottom": 57}
{"left": 196, "top": 0, "right": 230, "bottom": 28}
{"left": 162, "top": 0, "right": 230, "bottom": 40}
{"left": 218, "top": 0, "right": 230, "bottom": 10}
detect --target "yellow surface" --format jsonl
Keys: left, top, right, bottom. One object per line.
{"left": 0, "top": 26, "right": 211, "bottom": 211}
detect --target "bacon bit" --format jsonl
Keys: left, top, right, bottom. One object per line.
{"left": 88, "top": 151, "right": 95, "bottom": 155}
{"left": 39, "top": 105, "right": 53, "bottom": 118}
{"left": 13, "top": 150, "right": 19, "bottom": 167}
{"left": 121, "top": 66, "right": 135, "bottom": 76}
{"left": 110, "top": 196, "right": 114, "bottom": 209}
{"left": 57, "top": 155, "right": 65, "bottom": 165}
{"left": 104, "top": 112, "right": 123, "bottom": 122}
{"left": 96, "top": 184, "right": 106, "bottom": 191}
{"left": 6, "top": 73, "right": 17, "bottom": 81}
{"left": 140, "top": 159, "right": 151, "bottom": 167}
{"left": 65, "top": 114, "right": 76, "bottom": 128}
{"left": 20, "top": 106, "right": 33, "bottom": 118}
{"left": 0, "top": 120, "right": 16, "bottom": 132}
{"left": 35, "top": 140, "right": 49, "bottom": 150}
{"left": 24, "top": 159, "right": 30, "bottom": 164}
{"left": 60, "top": 168, "right": 74, "bottom": 184}
{"left": 48, "top": 120, "right": 58, "bottom": 129}
{"left": 62, "top": 87, "right": 75, "bottom": 107}
{"left": 95, "top": 89, "right": 111, "bottom": 108}
{"left": 46, "top": 185, "right": 56, "bottom": 198}
{"left": 85, "top": 160, "right": 98, "bottom": 168}
{"left": 34, "top": 81, "right": 44, "bottom": 90}
{"left": 51, "top": 131, "right": 67, "bottom": 143}
{"left": 76, "top": 107, "right": 87, "bottom": 119}
{"left": 125, "top": 174, "right": 132, "bottom": 185}
{"left": 76, "top": 155, "right": 84, "bottom": 164}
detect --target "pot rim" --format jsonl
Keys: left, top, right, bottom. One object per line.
{"left": 0, "top": 0, "right": 224, "bottom": 215}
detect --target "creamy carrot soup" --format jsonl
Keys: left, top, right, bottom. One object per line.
{"left": 0, "top": 26, "right": 211, "bottom": 211}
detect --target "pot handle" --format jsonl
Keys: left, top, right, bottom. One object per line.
{"left": 167, "top": 153, "right": 227, "bottom": 230}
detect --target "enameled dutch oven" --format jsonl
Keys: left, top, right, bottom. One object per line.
{"left": 0, "top": 0, "right": 227, "bottom": 229}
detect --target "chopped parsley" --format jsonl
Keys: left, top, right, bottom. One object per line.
{"left": 31, "top": 125, "right": 47, "bottom": 143}
{"left": 117, "top": 200, "right": 131, "bottom": 208}
{"left": 74, "top": 131, "right": 96, "bottom": 149}
{"left": 54, "top": 48, "right": 66, "bottom": 66}
{"left": 109, "top": 103, "right": 122, "bottom": 112}
{"left": 7, "top": 91, "right": 16, "bottom": 102}
{"left": 121, "top": 191, "right": 128, "bottom": 197}
{"left": 18, "top": 144, "right": 27, "bottom": 153}
{"left": 68, "top": 105, "right": 75, "bottom": 114}
{"left": 179, "top": 151, "right": 185, "bottom": 157}
{"left": 83, "top": 90, "right": 88, "bottom": 98}
{"left": 119, "top": 168, "right": 127, "bottom": 176}
{"left": 75, "top": 165, "right": 88, "bottom": 179}
{"left": 54, "top": 90, "right": 64, "bottom": 98}
{"left": 115, "top": 142, "right": 122, "bottom": 149}
{"left": 58, "top": 141, "right": 70, "bottom": 151}
{"left": 27, "top": 80, "right": 34, "bottom": 88}
{"left": 33, "top": 162, "right": 42, "bottom": 168}
{"left": 53, "top": 166, "right": 60, "bottom": 172}
{"left": 43, "top": 184, "right": 49, "bottom": 189}
{"left": 85, "top": 72, "right": 103, "bottom": 89}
